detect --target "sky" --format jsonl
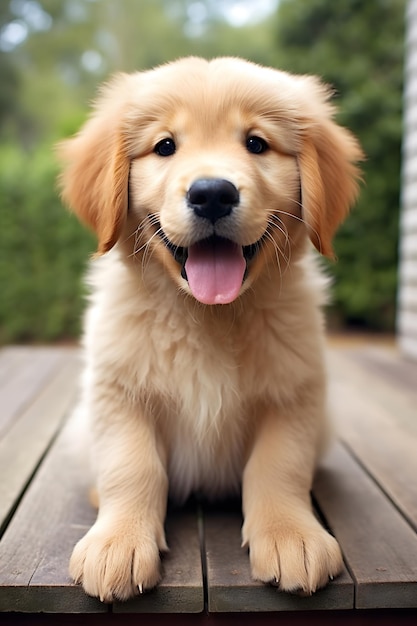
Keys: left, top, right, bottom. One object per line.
{"left": 219, "top": 0, "right": 279, "bottom": 27}
{"left": 0, "top": 0, "right": 280, "bottom": 52}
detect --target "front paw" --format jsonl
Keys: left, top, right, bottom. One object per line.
{"left": 243, "top": 517, "right": 343, "bottom": 594}
{"left": 70, "top": 520, "right": 165, "bottom": 602}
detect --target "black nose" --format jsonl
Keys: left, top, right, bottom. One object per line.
{"left": 187, "top": 178, "right": 239, "bottom": 223}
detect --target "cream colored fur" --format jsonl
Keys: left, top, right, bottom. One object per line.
{"left": 58, "top": 57, "right": 362, "bottom": 602}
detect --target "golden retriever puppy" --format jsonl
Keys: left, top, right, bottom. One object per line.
{"left": 58, "top": 57, "right": 362, "bottom": 602}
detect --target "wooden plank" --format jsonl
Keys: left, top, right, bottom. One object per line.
{"left": 0, "top": 347, "right": 30, "bottom": 386}
{"left": 0, "top": 414, "right": 106, "bottom": 613}
{"left": 330, "top": 346, "right": 417, "bottom": 436}
{"left": 0, "top": 418, "right": 204, "bottom": 614}
{"left": 347, "top": 345, "right": 417, "bottom": 395}
{"left": 0, "top": 349, "right": 82, "bottom": 531}
{"left": 0, "top": 342, "right": 415, "bottom": 615}
{"left": 314, "top": 443, "right": 417, "bottom": 609}
{"left": 326, "top": 347, "right": 417, "bottom": 528}
{"left": 204, "top": 503, "right": 353, "bottom": 612}
{"left": 114, "top": 507, "right": 204, "bottom": 613}
{"left": 0, "top": 347, "right": 71, "bottom": 438}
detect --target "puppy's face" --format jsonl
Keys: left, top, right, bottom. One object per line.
{"left": 59, "top": 57, "right": 362, "bottom": 304}
{"left": 127, "top": 64, "right": 302, "bottom": 304}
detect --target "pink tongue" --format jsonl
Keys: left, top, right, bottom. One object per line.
{"left": 185, "top": 238, "right": 246, "bottom": 305}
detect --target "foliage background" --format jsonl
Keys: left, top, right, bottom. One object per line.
{"left": 0, "top": 0, "right": 406, "bottom": 343}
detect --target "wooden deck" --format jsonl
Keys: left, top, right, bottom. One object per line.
{"left": 0, "top": 340, "right": 416, "bottom": 623}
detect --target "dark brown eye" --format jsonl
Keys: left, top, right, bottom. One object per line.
{"left": 155, "top": 138, "right": 176, "bottom": 157}
{"left": 246, "top": 136, "right": 269, "bottom": 154}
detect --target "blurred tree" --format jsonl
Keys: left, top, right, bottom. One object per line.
{"left": 0, "top": 0, "right": 407, "bottom": 340}
{"left": 0, "top": 3, "right": 21, "bottom": 140}
{"left": 0, "top": 145, "right": 95, "bottom": 343}
{"left": 271, "top": 0, "right": 406, "bottom": 329}
{"left": 0, "top": 0, "right": 276, "bottom": 145}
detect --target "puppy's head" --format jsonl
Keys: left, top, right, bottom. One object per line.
{"left": 58, "top": 57, "right": 362, "bottom": 305}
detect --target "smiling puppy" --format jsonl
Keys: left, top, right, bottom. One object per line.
{"left": 59, "top": 57, "right": 362, "bottom": 602}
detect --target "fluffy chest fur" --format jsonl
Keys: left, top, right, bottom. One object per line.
{"left": 82, "top": 248, "right": 327, "bottom": 500}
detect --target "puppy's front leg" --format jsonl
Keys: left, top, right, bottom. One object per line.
{"left": 242, "top": 402, "right": 342, "bottom": 595}
{"left": 70, "top": 393, "right": 168, "bottom": 602}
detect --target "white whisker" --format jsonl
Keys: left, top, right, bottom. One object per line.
{"left": 127, "top": 213, "right": 164, "bottom": 277}
{"left": 266, "top": 213, "right": 292, "bottom": 269}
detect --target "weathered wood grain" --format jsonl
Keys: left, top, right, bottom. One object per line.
{"left": 204, "top": 503, "right": 353, "bottom": 612}
{"left": 314, "top": 443, "right": 417, "bottom": 609}
{"left": 0, "top": 414, "right": 105, "bottom": 613}
{"left": 0, "top": 417, "right": 204, "bottom": 613}
{"left": 0, "top": 347, "right": 68, "bottom": 437}
{"left": 1, "top": 342, "right": 417, "bottom": 616}
{"left": 114, "top": 508, "right": 204, "bottom": 613}
{"left": 348, "top": 344, "right": 417, "bottom": 395}
{"left": 0, "top": 348, "right": 82, "bottom": 530}
{"left": 0, "top": 347, "right": 29, "bottom": 385}
{"left": 326, "top": 346, "right": 417, "bottom": 529}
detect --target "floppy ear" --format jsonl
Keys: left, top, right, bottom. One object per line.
{"left": 57, "top": 75, "right": 131, "bottom": 255}
{"left": 298, "top": 111, "right": 363, "bottom": 258}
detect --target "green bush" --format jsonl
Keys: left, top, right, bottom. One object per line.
{"left": 272, "top": 0, "right": 405, "bottom": 331}
{"left": 0, "top": 145, "right": 95, "bottom": 343}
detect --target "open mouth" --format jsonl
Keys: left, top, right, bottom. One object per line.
{"left": 155, "top": 225, "right": 262, "bottom": 305}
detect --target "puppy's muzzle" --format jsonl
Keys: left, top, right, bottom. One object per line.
{"left": 152, "top": 177, "right": 264, "bottom": 305}
{"left": 187, "top": 178, "right": 240, "bottom": 223}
